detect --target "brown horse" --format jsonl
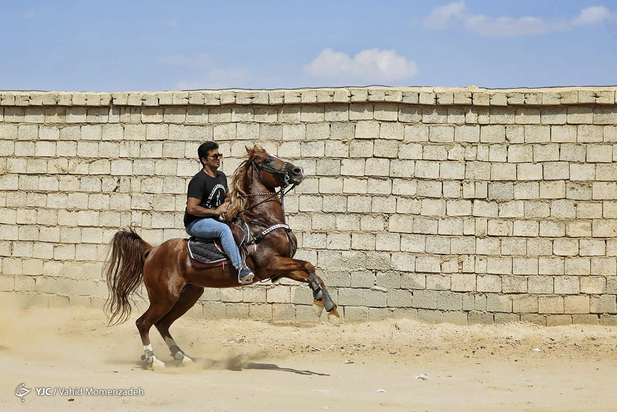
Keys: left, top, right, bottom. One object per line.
{"left": 104, "top": 146, "right": 340, "bottom": 369}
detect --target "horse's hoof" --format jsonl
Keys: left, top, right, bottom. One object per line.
{"left": 151, "top": 358, "right": 166, "bottom": 371}
{"left": 312, "top": 302, "right": 324, "bottom": 317}
{"left": 328, "top": 312, "right": 341, "bottom": 327}
{"left": 181, "top": 356, "right": 194, "bottom": 366}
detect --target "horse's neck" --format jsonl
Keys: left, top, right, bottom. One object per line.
{"left": 245, "top": 182, "right": 285, "bottom": 225}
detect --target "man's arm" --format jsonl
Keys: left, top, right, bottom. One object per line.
{"left": 186, "top": 197, "right": 229, "bottom": 218}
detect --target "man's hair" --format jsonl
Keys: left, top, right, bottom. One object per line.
{"left": 198, "top": 142, "right": 219, "bottom": 167}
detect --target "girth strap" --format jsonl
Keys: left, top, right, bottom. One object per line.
{"left": 247, "top": 223, "right": 296, "bottom": 258}
{"left": 249, "top": 223, "right": 291, "bottom": 244}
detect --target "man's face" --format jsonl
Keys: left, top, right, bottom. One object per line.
{"left": 202, "top": 149, "right": 222, "bottom": 169}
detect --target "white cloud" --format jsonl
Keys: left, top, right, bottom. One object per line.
{"left": 422, "top": 1, "right": 467, "bottom": 30}
{"left": 303, "top": 48, "right": 419, "bottom": 85}
{"left": 421, "top": 2, "right": 617, "bottom": 37}
{"left": 464, "top": 15, "right": 567, "bottom": 37}
{"left": 573, "top": 6, "right": 617, "bottom": 26}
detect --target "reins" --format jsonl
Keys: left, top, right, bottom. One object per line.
{"left": 242, "top": 184, "right": 296, "bottom": 217}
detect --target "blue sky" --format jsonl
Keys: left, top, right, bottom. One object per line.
{"left": 1, "top": 1, "right": 616, "bottom": 91}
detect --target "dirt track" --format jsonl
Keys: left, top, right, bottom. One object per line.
{"left": 2, "top": 305, "right": 617, "bottom": 411}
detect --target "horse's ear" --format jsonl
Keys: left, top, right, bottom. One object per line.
{"left": 246, "top": 145, "right": 264, "bottom": 160}
{"left": 246, "top": 145, "right": 259, "bottom": 161}
{"left": 245, "top": 146, "right": 255, "bottom": 160}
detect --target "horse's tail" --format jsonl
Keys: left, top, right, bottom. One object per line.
{"left": 104, "top": 227, "right": 153, "bottom": 325}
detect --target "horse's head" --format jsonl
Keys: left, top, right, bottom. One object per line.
{"left": 247, "top": 145, "right": 304, "bottom": 189}
{"left": 226, "top": 146, "right": 305, "bottom": 220}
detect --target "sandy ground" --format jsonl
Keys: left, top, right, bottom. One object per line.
{"left": 1, "top": 305, "right": 617, "bottom": 412}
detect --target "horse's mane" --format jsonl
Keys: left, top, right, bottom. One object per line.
{"left": 225, "top": 146, "right": 260, "bottom": 221}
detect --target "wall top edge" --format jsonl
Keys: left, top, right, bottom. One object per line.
{"left": 1, "top": 86, "right": 616, "bottom": 107}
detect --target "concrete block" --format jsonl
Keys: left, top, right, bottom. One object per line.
{"left": 515, "top": 107, "right": 540, "bottom": 124}
{"left": 541, "top": 107, "right": 567, "bottom": 124}
{"left": 520, "top": 314, "right": 546, "bottom": 325}
{"left": 524, "top": 125, "right": 550, "bottom": 143}
{"left": 580, "top": 276, "right": 606, "bottom": 294}
{"left": 551, "top": 200, "right": 576, "bottom": 218}
{"left": 451, "top": 274, "right": 476, "bottom": 292}
{"left": 512, "top": 295, "right": 538, "bottom": 313}
{"left": 596, "top": 164, "right": 617, "bottom": 182}
{"left": 486, "top": 294, "right": 512, "bottom": 312}
{"left": 572, "top": 314, "right": 599, "bottom": 325}
{"left": 538, "top": 296, "right": 564, "bottom": 314}
{"left": 560, "top": 144, "right": 585, "bottom": 161}
{"left": 533, "top": 146, "right": 559, "bottom": 163}
{"left": 588, "top": 145, "right": 613, "bottom": 163}
{"left": 468, "top": 311, "right": 494, "bottom": 324}
{"left": 415, "top": 255, "right": 441, "bottom": 273}
{"left": 364, "top": 289, "right": 387, "bottom": 307}
{"left": 592, "top": 220, "right": 617, "bottom": 237}
{"left": 491, "top": 164, "right": 516, "bottom": 181}
{"left": 591, "top": 258, "right": 616, "bottom": 276}
{"left": 546, "top": 315, "right": 573, "bottom": 326}
{"left": 436, "top": 291, "right": 463, "bottom": 311}
{"left": 517, "top": 163, "right": 543, "bottom": 180}
{"left": 554, "top": 276, "right": 580, "bottom": 294}
{"left": 590, "top": 295, "right": 617, "bottom": 314}
{"left": 578, "top": 125, "right": 604, "bottom": 143}
{"left": 477, "top": 274, "right": 503, "bottom": 291}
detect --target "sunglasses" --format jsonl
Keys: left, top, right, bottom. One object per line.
{"left": 208, "top": 153, "right": 224, "bottom": 159}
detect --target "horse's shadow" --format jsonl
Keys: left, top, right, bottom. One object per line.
{"left": 244, "top": 362, "right": 329, "bottom": 376}
{"left": 113, "top": 357, "right": 329, "bottom": 376}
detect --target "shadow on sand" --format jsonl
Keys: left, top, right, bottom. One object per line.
{"left": 109, "top": 356, "right": 329, "bottom": 376}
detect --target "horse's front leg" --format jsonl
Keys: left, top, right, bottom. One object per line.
{"left": 264, "top": 256, "right": 340, "bottom": 326}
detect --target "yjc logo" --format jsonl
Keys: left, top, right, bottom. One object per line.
{"left": 15, "top": 383, "right": 31, "bottom": 402}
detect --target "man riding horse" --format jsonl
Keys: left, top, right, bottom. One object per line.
{"left": 105, "top": 145, "right": 340, "bottom": 370}
{"left": 184, "top": 142, "right": 255, "bottom": 284}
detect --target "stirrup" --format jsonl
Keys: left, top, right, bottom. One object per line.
{"left": 238, "top": 267, "right": 254, "bottom": 284}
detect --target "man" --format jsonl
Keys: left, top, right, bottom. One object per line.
{"left": 184, "top": 142, "right": 255, "bottom": 284}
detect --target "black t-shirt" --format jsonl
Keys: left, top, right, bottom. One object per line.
{"left": 184, "top": 170, "right": 228, "bottom": 227}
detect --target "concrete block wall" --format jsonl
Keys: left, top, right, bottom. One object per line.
{"left": 1, "top": 87, "right": 617, "bottom": 325}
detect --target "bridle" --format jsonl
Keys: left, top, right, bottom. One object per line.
{"left": 243, "top": 151, "right": 298, "bottom": 216}
{"left": 252, "top": 150, "right": 294, "bottom": 187}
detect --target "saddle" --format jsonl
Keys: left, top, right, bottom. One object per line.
{"left": 186, "top": 220, "right": 250, "bottom": 269}
{"left": 187, "top": 237, "right": 229, "bottom": 268}
{"left": 186, "top": 219, "right": 296, "bottom": 269}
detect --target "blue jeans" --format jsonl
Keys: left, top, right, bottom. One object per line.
{"left": 186, "top": 218, "right": 243, "bottom": 269}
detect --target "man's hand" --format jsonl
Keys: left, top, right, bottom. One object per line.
{"left": 215, "top": 200, "right": 230, "bottom": 216}
{"left": 187, "top": 197, "right": 229, "bottom": 218}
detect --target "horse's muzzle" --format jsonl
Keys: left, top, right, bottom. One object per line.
{"left": 289, "top": 166, "right": 304, "bottom": 184}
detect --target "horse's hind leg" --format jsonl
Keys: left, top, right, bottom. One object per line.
{"left": 136, "top": 285, "right": 183, "bottom": 370}
{"left": 136, "top": 304, "right": 174, "bottom": 370}
{"left": 154, "top": 284, "right": 204, "bottom": 365}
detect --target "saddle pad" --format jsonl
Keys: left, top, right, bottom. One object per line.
{"left": 187, "top": 238, "right": 229, "bottom": 269}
